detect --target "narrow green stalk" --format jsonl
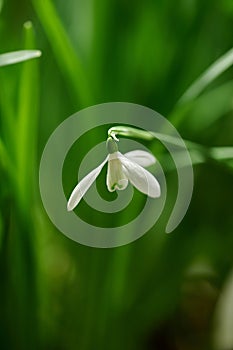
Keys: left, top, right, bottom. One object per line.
{"left": 0, "top": 137, "right": 14, "bottom": 177}
{"left": 31, "top": 0, "right": 92, "bottom": 107}
{"left": 177, "top": 47, "right": 233, "bottom": 105}
{"left": 0, "top": 71, "right": 17, "bottom": 155}
{"left": 210, "top": 147, "right": 233, "bottom": 160}
{"left": 108, "top": 125, "right": 154, "bottom": 141}
{"left": 170, "top": 47, "right": 233, "bottom": 127}
{"left": 108, "top": 125, "right": 200, "bottom": 150}
{"left": 16, "top": 21, "right": 40, "bottom": 212}
{"left": 108, "top": 125, "right": 233, "bottom": 164}
{"left": 9, "top": 21, "right": 41, "bottom": 349}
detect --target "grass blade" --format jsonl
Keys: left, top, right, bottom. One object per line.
{"left": 0, "top": 0, "right": 3, "bottom": 13}
{"left": 170, "top": 80, "right": 233, "bottom": 129}
{"left": 32, "top": 0, "right": 92, "bottom": 107}
{"left": 210, "top": 147, "right": 233, "bottom": 160}
{"left": 16, "top": 21, "right": 40, "bottom": 212}
{"left": 0, "top": 137, "right": 14, "bottom": 176}
{"left": 178, "top": 47, "right": 233, "bottom": 105}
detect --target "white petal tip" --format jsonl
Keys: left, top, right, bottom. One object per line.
{"left": 0, "top": 50, "right": 42, "bottom": 67}
{"left": 35, "top": 50, "right": 42, "bottom": 57}
{"left": 123, "top": 150, "right": 156, "bottom": 167}
{"left": 67, "top": 203, "right": 73, "bottom": 211}
{"left": 116, "top": 179, "right": 128, "bottom": 191}
{"left": 149, "top": 191, "right": 161, "bottom": 198}
{"left": 67, "top": 198, "right": 77, "bottom": 211}
{"left": 148, "top": 183, "right": 161, "bottom": 198}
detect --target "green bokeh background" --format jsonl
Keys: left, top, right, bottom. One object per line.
{"left": 0, "top": 1, "right": 233, "bottom": 349}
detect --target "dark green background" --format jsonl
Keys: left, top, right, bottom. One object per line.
{"left": 0, "top": 0, "right": 233, "bottom": 349}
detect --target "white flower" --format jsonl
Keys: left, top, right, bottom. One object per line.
{"left": 67, "top": 140, "right": 161, "bottom": 211}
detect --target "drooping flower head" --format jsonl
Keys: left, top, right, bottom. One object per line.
{"left": 67, "top": 136, "right": 160, "bottom": 211}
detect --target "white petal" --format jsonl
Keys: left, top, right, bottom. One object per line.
{"left": 67, "top": 157, "right": 108, "bottom": 211}
{"left": 124, "top": 150, "right": 156, "bottom": 167}
{"left": 0, "top": 50, "right": 42, "bottom": 67}
{"left": 120, "top": 156, "right": 161, "bottom": 198}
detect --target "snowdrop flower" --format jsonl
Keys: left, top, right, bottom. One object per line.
{"left": 67, "top": 138, "right": 161, "bottom": 211}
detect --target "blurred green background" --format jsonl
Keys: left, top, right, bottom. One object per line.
{"left": 0, "top": 0, "right": 233, "bottom": 349}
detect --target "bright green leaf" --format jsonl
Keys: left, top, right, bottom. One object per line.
{"left": 178, "top": 47, "right": 233, "bottom": 105}
{"left": 170, "top": 80, "right": 233, "bottom": 130}
{"left": 0, "top": 137, "right": 14, "bottom": 175}
{"left": 32, "top": 0, "right": 92, "bottom": 107}
{"left": 16, "top": 22, "right": 40, "bottom": 212}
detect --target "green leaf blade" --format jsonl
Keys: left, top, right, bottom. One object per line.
{"left": 178, "top": 47, "right": 233, "bottom": 105}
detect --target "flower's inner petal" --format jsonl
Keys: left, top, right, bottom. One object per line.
{"left": 108, "top": 151, "right": 122, "bottom": 161}
{"left": 107, "top": 158, "right": 128, "bottom": 192}
{"left": 124, "top": 150, "right": 156, "bottom": 167}
{"left": 121, "top": 156, "right": 161, "bottom": 198}
{"left": 67, "top": 156, "right": 108, "bottom": 211}
{"left": 115, "top": 179, "right": 128, "bottom": 191}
